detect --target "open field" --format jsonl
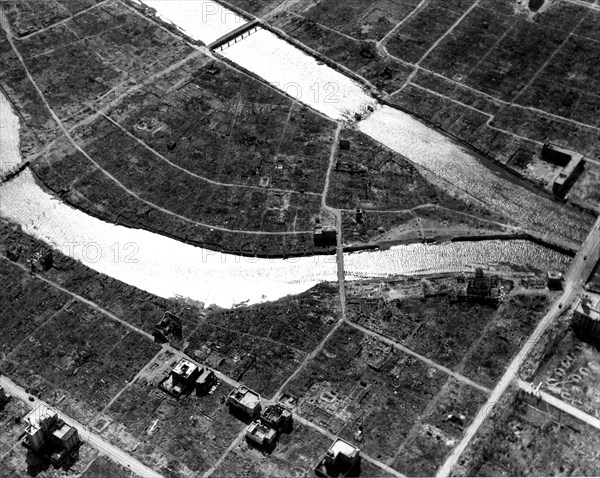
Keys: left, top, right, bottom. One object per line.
{"left": 347, "top": 291, "right": 500, "bottom": 371}
{"left": 223, "top": 0, "right": 600, "bottom": 205}
{"left": 0, "top": 260, "right": 70, "bottom": 361}
{"left": 462, "top": 292, "right": 553, "bottom": 388}
{"left": 98, "top": 361, "right": 244, "bottom": 478}
{"left": 278, "top": 322, "right": 489, "bottom": 473}
{"left": 455, "top": 388, "right": 600, "bottom": 476}
{"left": 2, "top": 296, "right": 160, "bottom": 424}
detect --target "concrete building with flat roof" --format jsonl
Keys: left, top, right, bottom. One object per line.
{"left": 160, "top": 358, "right": 201, "bottom": 398}
{"left": 227, "top": 385, "right": 261, "bottom": 419}
{"left": 24, "top": 405, "right": 59, "bottom": 451}
{"left": 23, "top": 405, "right": 80, "bottom": 465}
{"left": 542, "top": 144, "right": 585, "bottom": 197}
{"left": 195, "top": 367, "right": 216, "bottom": 396}
{"left": 245, "top": 420, "right": 277, "bottom": 448}
{"left": 315, "top": 438, "right": 360, "bottom": 478}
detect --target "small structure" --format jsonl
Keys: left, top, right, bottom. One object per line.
{"left": 315, "top": 438, "right": 361, "bottom": 478}
{"left": 0, "top": 386, "right": 10, "bottom": 409}
{"left": 23, "top": 405, "right": 81, "bottom": 465}
{"left": 246, "top": 420, "right": 277, "bottom": 449}
{"left": 546, "top": 271, "right": 564, "bottom": 290}
{"left": 572, "top": 294, "right": 600, "bottom": 346}
{"left": 529, "top": 0, "right": 544, "bottom": 10}
{"left": 154, "top": 311, "right": 183, "bottom": 343}
{"left": 159, "top": 358, "right": 200, "bottom": 398}
{"left": 542, "top": 144, "right": 585, "bottom": 197}
{"left": 227, "top": 385, "right": 261, "bottom": 420}
{"left": 27, "top": 250, "right": 52, "bottom": 274}
{"left": 195, "top": 367, "right": 216, "bottom": 396}
{"left": 355, "top": 208, "right": 364, "bottom": 224}
{"left": 339, "top": 139, "right": 350, "bottom": 151}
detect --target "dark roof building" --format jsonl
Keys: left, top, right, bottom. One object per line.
{"left": 573, "top": 294, "right": 600, "bottom": 346}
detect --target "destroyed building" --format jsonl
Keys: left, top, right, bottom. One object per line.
{"left": 23, "top": 405, "right": 81, "bottom": 465}
{"left": 315, "top": 438, "right": 361, "bottom": 478}
{"left": 261, "top": 404, "right": 292, "bottom": 434}
{"left": 159, "top": 358, "right": 200, "bottom": 398}
{"left": 458, "top": 268, "right": 500, "bottom": 305}
{"left": 27, "top": 250, "right": 53, "bottom": 274}
{"left": 572, "top": 294, "right": 600, "bottom": 347}
{"left": 227, "top": 385, "right": 261, "bottom": 420}
{"left": 154, "top": 311, "right": 183, "bottom": 343}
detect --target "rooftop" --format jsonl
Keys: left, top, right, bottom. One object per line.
{"left": 246, "top": 421, "right": 276, "bottom": 441}
{"left": 329, "top": 438, "right": 359, "bottom": 459}
{"left": 229, "top": 386, "right": 261, "bottom": 408}
{"left": 52, "top": 423, "right": 77, "bottom": 441}
{"left": 25, "top": 404, "right": 57, "bottom": 431}
{"left": 172, "top": 359, "right": 198, "bottom": 379}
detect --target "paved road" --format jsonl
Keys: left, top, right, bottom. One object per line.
{"left": 436, "top": 216, "right": 600, "bottom": 477}
{"left": 0, "top": 375, "right": 163, "bottom": 478}
{"left": 517, "top": 379, "right": 600, "bottom": 431}
{"left": 347, "top": 321, "right": 491, "bottom": 394}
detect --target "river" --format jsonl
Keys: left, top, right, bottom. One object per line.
{"left": 0, "top": 5, "right": 579, "bottom": 308}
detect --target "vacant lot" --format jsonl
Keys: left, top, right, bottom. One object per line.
{"left": 4, "top": 300, "right": 160, "bottom": 423}
{"left": 0, "top": 260, "right": 70, "bottom": 361}
{"left": 279, "top": 323, "right": 488, "bottom": 473}
{"left": 103, "top": 378, "right": 244, "bottom": 477}
{"left": 463, "top": 393, "right": 600, "bottom": 476}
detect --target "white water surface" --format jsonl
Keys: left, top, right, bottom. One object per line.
{"left": 0, "top": 93, "right": 21, "bottom": 174}
{"left": 1, "top": 171, "right": 341, "bottom": 307}
{"left": 220, "top": 27, "right": 378, "bottom": 121}
{"left": 133, "top": 0, "right": 247, "bottom": 45}
{"left": 0, "top": 170, "right": 570, "bottom": 308}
